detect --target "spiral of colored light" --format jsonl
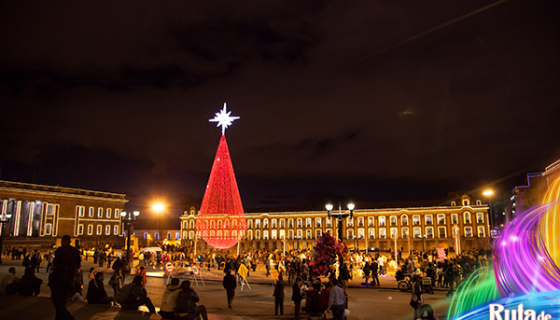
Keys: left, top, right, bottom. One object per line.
{"left": 447, "top": 268, "right": 500, "bottom": 320}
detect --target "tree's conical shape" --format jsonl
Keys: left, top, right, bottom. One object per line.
{"left": 196, "top": 135, "right": 246, "bottom": 249}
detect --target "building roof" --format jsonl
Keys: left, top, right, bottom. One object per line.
{"left": 0, "top": 180, "right": 127, "bottom": 201}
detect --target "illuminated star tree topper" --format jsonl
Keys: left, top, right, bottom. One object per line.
{"left": 209, "top": 103, "right": 239, "bottom": 135}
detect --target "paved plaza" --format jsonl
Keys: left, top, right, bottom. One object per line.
{"left": 0, "top": 259, "right": 452, "bottom": 320}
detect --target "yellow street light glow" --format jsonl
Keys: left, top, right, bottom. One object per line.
{"left": 152, "top": 203, "right": 165, "bottom": 213}
{"left": 483, "top": 189, "right": 494, "bottom": 196}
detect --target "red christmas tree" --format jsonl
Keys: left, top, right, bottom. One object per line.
{"left": 196, "top": 134, "right": 247, "bottom": 249}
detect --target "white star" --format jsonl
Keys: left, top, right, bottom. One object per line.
{"left": 209, "top": 103, "right": 239, "bottom": 135}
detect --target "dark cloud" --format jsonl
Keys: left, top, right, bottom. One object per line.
{"left": 0, "top": 0, "right": 559, "bottom": 210}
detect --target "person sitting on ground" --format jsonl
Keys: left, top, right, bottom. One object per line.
{"left": 418, "top": 304, "right": 440, "bottom": 320}
{"left": 86, "top": 272, "right": 114, "bottom": 304}
{"left": 159, "top": 278, "right": 181, "bottom": 319}
{"left": 175, "top": 280, "right": 208, "bottom": 320}
{"left": 0, "top": 267, "right": 20, "bottom": 294}
{"left": 122, "top": 275, "right": 156, "bottom": 313}
{"left": 18, "top": 267, "right": 43, "bottom": 296}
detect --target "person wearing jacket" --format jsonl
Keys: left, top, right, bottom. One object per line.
{"left": 159, "top": 278, "right": 181, "bottom": 319}
{"left": 18, "top": 267, "right": 43, "bottom": 296}
{"left": 123, "top": 276, "right": 156, "bottom": 313}
{"left": 223, "top": 269, "right": 237, "bottom": 308}
{"left": 86, "top": 272, "right": 114, "bottom": 304}
{"left": 273, "top": 275, "right": 286, "bottom": 315}
{"left": 292, "top": 277, "right": 304, "bottom": 320}
{"left": 175, "top": 280, "right": 208, "bottom": 320}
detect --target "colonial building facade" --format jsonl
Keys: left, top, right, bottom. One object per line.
{"left": 0, "top": 181, "right": 127, "bottom": 248}
{"left": 181, "top": 194, "right": 490, "bottom": 253}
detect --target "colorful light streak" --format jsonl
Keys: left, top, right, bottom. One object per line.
{"left": 447, "top": 268, "right": 500, "bottom": 320}
{"left": 542, "top": 175, "right": 560, "bottom": 269}
{"left": 493, "top": 204, "right": 560, "bottom": 296}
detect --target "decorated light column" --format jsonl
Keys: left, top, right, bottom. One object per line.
{"left": 196, "top": 103, "right": 247, "bottom": 249}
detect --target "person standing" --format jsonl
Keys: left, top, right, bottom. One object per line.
{"left": 363, "top": 262, "right": 371, "bottom": 287}
{"left": 50, "top": 235, "right": 82, "bottom": 320}
{"left": 138, "top": 251, "right": 144, "bottom": 267}
{"left": 328, "top": 279, "right": 346, "bottom": 320}
{"left": 273, "top": 275, "right": 286, "bottom": 315}
{"left": 412, "top": 275, "right": 424, "bottom": 320}
{"left": 371, "top": 260, "right": 380, "bottom": 286}
{"left": 292, "top": 277, "right": 304, "bottom": 320}
{"left": 223, "top": 269, "right": 237, "bottom": 308}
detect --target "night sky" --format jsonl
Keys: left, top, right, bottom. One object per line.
{"left": 1, "top": 1, "right": 559, "bottom": 216}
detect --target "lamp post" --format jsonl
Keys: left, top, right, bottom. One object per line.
{"left": 453, "top": 224, "right": 461, "bottom": 256}
{"left": 120, "top": 210, "right": 140, "bottom": 272}
{"left": 326, "top": 202, "right": 355, "bottom": 244}
{"left": 294, "top": 236, "right": 301, "bottom": 250}
{"left": 483, "top": 189, "right": 494, "bottom": 244}
{"left": 0, "top": 213, "right": 12, "bottom": 264}
{"left": 392, "top": 232, "right": 398, "bottom": 261}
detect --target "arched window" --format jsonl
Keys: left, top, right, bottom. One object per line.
{"left": 263, "top": 218, "right": 269, "bottom": 228}
{"left": 189, "top": 220, "right": 195, "bottom": 229}
{"left": 247, "top": 230, "right": 253, "bottom": 239}
{"left": 464, "top": 212, "right": 471, "bottom": 224}
{"left": 144, "top": 232, "right": 148, "bottom": 239}
{"left": 189, "top": 231, "right": 194, "bottom": 239}
{"left": 451, "top": 201, "right": 457, "bottom": 206}
{"left": 401, "top": 215, "right": 408, "bottom": 226}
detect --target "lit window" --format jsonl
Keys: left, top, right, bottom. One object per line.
{"left": 144, "top": 232, "right": 148, "bottom": 239}
{"left": 255, "top": 230, "right": 261, "bottom": 240}
{"left": 297, "top": 219, "right": 302, "bottom": 228}
{"left": 115, "top": 209, "right": 120, "bottom": 218}
{"left": 315, "top": 230, "right": 321, "bottom": 238}
{"left": 464, "top": 212, "right": 472, "bottom": 224}
{"left": 463, "top": 199, "right": 470, "bottom": 206}
{"left": 477, "top": 227, "right": 485, "bottom": 237}
{"left": 390, "top": 228, "right": 398, "bottom": 238}
{"left": 368, "top": 217, "right": 375, "bottom": 227}
{"left": 369, "top": 228, "right": 375, "bottom": 239}
{"left": 247, "top": 230, "right": 253, "bottom": 239}
{"left": 272, "top": 230, "right": 277, "bottom": 239}
{"left": 271, "top": 219, "right": 277, "bottom": 228}
{"left": 451, "top": 201, "right": 457, "bottom": 206}
{"left": 76, "top": 206, "right": 85, "bottom": 217}
{"left": 425, "top": 215, "right": 433, "bottom": 225}
{"left": 401, "top": 228, "right": 409, "bottom": 238}
{"left": 412, "top": 215, "right": 420, "bottom": 225}
{"left": 98, "top": 208, "right": 103, "bottom": 218}
{"left": 190, "top": 220, "right": 195, "bottom": 229}
{"left": 89, "top": 207, "right": 94, "bottom": 217}
{"left": 78, "top": 224, "right": 84, "bottom": 235}
{"left": 263, "top": 219, "right": 269, "bottom": 228}
{"left": 401, "top": 215, "right": 408, "bottom": 226}
{"left": 379, "top": 228, "right": 386, "bottom": 239}
{"left": 97, "top": 225, "right": 102, "bottom": 235}
{"left": 155, "top": 233, "right": 160, "bottom": 240}
{"left": 255, "top": 219, "right": 261, "bottom": 228}
{"left": 114, "top": 225, "right": 119, "bottom": 235}
{"left": 306, "top": 218, "right": 311, "bottom": 228}
{"left": 279, "top": 219, "right": 285, "bottom": 228}
{"left": 287, "top": 230, "right": 293, "bottom": 239}
{"left": 175, "top": 232, "right": 180, "bottom": 240}
{"left": 45, "top": 224, "right": 52, "bottom": 235}
{"left": 378, "top": 216, "right": 386, "bottom": 227}
{"left": 413, "top": 227, "right": 421, "bottom": 238}
{"left": 357, "top": 228, "right": 365, "bottom": 238}
{"left": 264, "top": 230, "right": 269, "bottom": 239}
{"left": 167, "top": 233, "right": 171, "bottom": 240}
{"left": 426, "top": 227, "right": 434, "bottom": 238}
{"left": 316, "top": 218, "right": 322, "bottom": 228}
{"left": 347, "top": 217, "right": 354, "bottom": 227}
{"left": 438, "top": 227, "right": 447, "bottom": 238}
{"left": 46, "top": 204, "right": 54, "bottom": 215}
{"left": 88, "top": 225, "right": 93, "bottom": 235}
{"left": 465, "top": 227, "right": 473, "bottom": 237}
{"left": 451, "top": 214, "right": 458, "bottom": 224}
{"left": 326, "top": 218, "right": 332, "bottom": 228}
{"left": 477, "top": 213, "right": 484, "bottom": 223}
{"left": 105, "top": 225, "right": 110, "bottom": 235}
{"left": 347, "top": 229, "right": 354, "bottom": 239}
{"left": 437, "top": 214, "right": 446, "bottom": 224}
{"left": 247, "top": 220, "right": 253, "bottom": 228}
{"left": 390, "top": 216, "right": 397, "bottom": 226}
{"left": 357, "top": 217, "right": 364, "bottom": 227}
{"left": 279, "top": 230, "right": 285, "bottom": 239}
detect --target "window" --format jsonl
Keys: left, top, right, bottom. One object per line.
{"left": 305, "top": 230, "right": 311, "bottom": 239}
{"left": 264, "top": 230, "right": 269, "bottom": 239}
{"left": 182, "top": 231, "right": 187, "bottom": 239}
{"left": 476, "top": 200, "right": 482, "bottom": 205}
{"left": 297, "top": 219, "right": 302, "bottom": 228}
{"left": 413, "top": 227, "right": 421, "bottom": 238}
{"left": 425, "top": 215, "right": 433, "bottom": 225}
{"left": 477, "top": 227, "right": 485, "bottom": 237}
{"left": 76, "top": 206, "right": 85, "bottom": 217}
{"left": 263, "top": 218, "right": 269, "bottom": 228}
{"left": 326, "top": 218, "right": 332, "bottom": 228}
{"left": 379, "top": 228, "right": 386, "bottom": 239}
{"left": 438, "top": 227, "right": 447, "bottom": 238}
{"left": 390, "top": 216, "right": 397, "bottom": 226}
{"left": 368, "top": 217, "right": 375, "bottom": 227}
{"left": 426, "top": 227, "right": 434, "bottom": 238}
{"left": 401, "top": 227, "right": 409, "bottom": 238}
{"left": 287, "top": 230, "right": 293, "bottom": 239}
{"left": 106, "top": 208, "right": 111, "bottom": 218}
{"left": 288, "top": 219, "right": 294, "bottom": 228}
{"left": 347, "top": 229, "right": 354, "bottom": 239}
{"left": 174, "top": 232, "right": 179, "bottom": 240}
{"left": 401, "top": 215, "right": 408, "bottom": 226}
{"left": 297, "top": 230, "right": 302, "bottom": 238}
{"left": 46, "top": 204, "right": 54, "bottom": 215}
{"left": 115, "top": 209, "right": 120, "bottom": 218}
{"left": 247, "top": 230, "right": 253, "bottom": 240}
{"left": 358, "top": 228, "right": 365, "bottom": 238}
{"left": 98, "top": 208, "right": 103, "bottom": 218}
{"left": 390, "top": 228, "right": 398, "bottom": 238}
{"left": 271, "top": 219, "right": 277, "bottom": 228}
{"left": 477, "top": 213, "right": 484, "bottom": 223}
{"left": 272, "top": 230, "right": 277, "bottom": 239}
{"left": 255, "top": 219, "right": 261, "bottom": 228}
{"left": 451, "top": 201, "right": 457, "bottom": 206}
{"left": 347, "top": 217, "right": 354, "bottom": 227}
{"left": 306, "top": 218, "right": 312, "bottom": 228}
{"left": 465, "top": 227, "right": 473, "bottom": 237}
{"left": 182, "top": 221, "right": 187, "bottom": 229}
{"left": 105, "top": 225, "right": 110, "bottom": 235}
{"left": 378, "top": 216, "right": 386, "bottom": 227}
{"left": 412, "top": 215, "right": 420, "bottom": 225}
{"left": 280, "top": 219, "right": 285, "bottom": 228}
{"left": 97, "top": 225, "right": 102, "bottom": 235}
{"left": 87, "top": 225, "right": 93, "bottom": 235}
{"left": 89, "top": 207, "right": 94, "bottom": 217}
{"left": 144, "top": 232, "right": 148, "bottom": 239}
{"left": 357, "top": 217, "right": 364, "bottom": 227}
{"left": 315, "top": 230, "right": 321, "bottom": 238}
{"left": 451, "top": 214, "right": 458, "bottom": 224}
{"left": 78, "top": 224, "right": 84, "bottom": 235}
{"left": 369, "top": 228, "right": 375, "bottom": 239}
{"left": 464, "top": 212, "right": 472, "bottom": 224}
{"left": 279, "top": 230, "right": 285, "bottom": 239}
{"left": 245, "top": 220, "right": 251, "bottom": 228}
{"left": 190, "top": 220, "right": 195, "bottom": 229}
{"left": 315, "top": 218, "right": 322, "bottom": 228}
{"left": 114, "top": 225, "right": 119, "bottom": 235}
{"left": 326, "top": 229, "right": 333, "bottom": 235}
{"left": 155, "top": 233, "right": 160, "bottom": 240}
{"left": 463, "top": 199, "right": 470, "bottom": 206}
{"left": 437, "top": 214, "right": 446, "bottom": 224}
{"left": 167, "top": 233, "right": 171, "bottom": 240}
{"left": 255, "top": 230, "right": 261, "bottom": 240}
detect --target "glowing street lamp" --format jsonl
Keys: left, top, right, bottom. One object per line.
{"left": 121, "top": 210, "right": 140, "bottom": 272}
{"left": 152, "top": 202, "right": 165, "bottom": 232}
{"left": 483, "top": 189, "right": 494, "bottom": 242}
{"left": 326, "top": 202, "right": 355, "bottom": 244}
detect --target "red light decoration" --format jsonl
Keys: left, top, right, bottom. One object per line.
{"left": 196, "top": 135, "right": 246, "bottom": 249}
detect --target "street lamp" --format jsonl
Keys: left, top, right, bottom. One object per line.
{"left": 0, "top": 213, "right": 12, "bottom": 264}
{"left": 453, "top": 224, "right": 461, "bottom": 256}
{"left": 326, "top": 202, "right": 355, "bottom": 243}
{"left": 121, "top": 210, "right": 140, "bottom": 272}
{"left": 152, "top": 202, "right": 165, "bottom": 232}
{"left": 483, "top": 189, "right": 494, "bottom": 242}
